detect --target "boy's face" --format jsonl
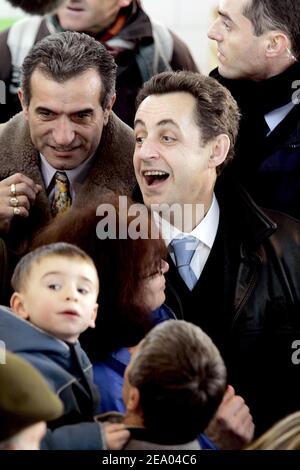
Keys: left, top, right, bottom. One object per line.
{"left": 11, "top": 256, "right": 99, "bottom": 343}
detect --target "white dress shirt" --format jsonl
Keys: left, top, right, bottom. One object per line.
{"left": 156, "top": 194, "right": 220, "bottom": 280}
{"left": 265, "top": 101, "right": 295, "bottom": 135}
{"left": 40, "top": 152, "right": 96, "bottom": 203}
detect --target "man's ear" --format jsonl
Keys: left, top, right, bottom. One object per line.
{"left": 10, "top": 292, "right": 29, "bottom": 319}
{"left": 18, "top": 88, "right": 29, "bottom": 120}
{"left": 265, "top": 32, "right": 289, "bottom": 58}
{"left": 103, "top": 93, "right": 116, "bottom": 125}
{"left": 126, "top": 386, "right": 140, "bottom": 413}
{"left": 208, "top": 134, "right": 230, "bottom": 170}
{"left": 88, "top": 304, "right": 98, "bottom": 329}
{"left": 120, "top": 1, "right": 132, "bottom": 7}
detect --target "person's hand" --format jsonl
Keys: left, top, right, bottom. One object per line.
{"left": 0, "top": 173, "right": 42, "bottom": 234}
{"left": 205, "top": 385, "right": 255, "bottom": 450}
{"left": 104, "top": 422, "right": 130, "bottom": 450}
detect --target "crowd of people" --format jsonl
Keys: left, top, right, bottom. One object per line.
{"left": 1, "top": 0, "right": 300, "bottom": 452}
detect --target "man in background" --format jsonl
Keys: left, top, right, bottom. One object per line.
{"left": 7, "top": 0, "right": 64, "bottom": 14}
{"left": 208, "top": 0, "right": 300, "bottom": 219}
{"left": 0, "top": 0, "right": 198, "bottom": 125}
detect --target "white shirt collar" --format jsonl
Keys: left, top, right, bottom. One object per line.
{"left": 265, "top": 101, "right": 295, "bottom": 134}
{"left": 156, "top": 193, "right": 220, "bottom": 248}
{"left": 40, "top": 152, "right": 96, "bottom": 190}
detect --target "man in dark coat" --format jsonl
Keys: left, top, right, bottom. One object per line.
{"left": 133, "top": 70, "right": 300, "bottom": 437}
{"left": 208, "top": 0, "right": 300, "bottom": 219}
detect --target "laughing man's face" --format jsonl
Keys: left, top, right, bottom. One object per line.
{"left": 133, "top": 92, "right": 215, "bottom": 209}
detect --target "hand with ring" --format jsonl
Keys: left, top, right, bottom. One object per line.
{"left": 0, "top": 173, "right": 42, "bottom": 234}
{"left": 10, "top": 197, "right": 19, "bottom": 208}
{"left": 10, "top": 183, "right": 17, "bottom": 197}
{"left": 13, "top": 207, "right": 21, "bottom": 216}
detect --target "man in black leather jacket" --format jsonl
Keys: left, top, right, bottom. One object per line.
{"left": 133, "top": 70, "right": 300, "bottom": 436}
{"left": 208, "top": 0, "right": 300, "bottom": 219}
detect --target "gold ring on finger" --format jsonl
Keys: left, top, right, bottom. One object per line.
{"left": 13, "top": 207, "right": 21, "bottom": 216}
{"left": 10, "top": 183, "right": 17, "bottom": 197}
{"left": 10, "top": 197, "right": 19, "bottom": 207}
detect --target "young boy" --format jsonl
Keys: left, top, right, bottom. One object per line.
{"left": 0, "top": 242, "right": 129, "bottom": 450}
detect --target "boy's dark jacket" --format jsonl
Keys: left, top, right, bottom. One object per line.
{"left": 0, "top": 306, "right": 105, "bottom": 450}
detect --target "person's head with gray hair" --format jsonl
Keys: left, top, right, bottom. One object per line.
{"left": 18, "top": 31, "right": 118, "bottom": 170}
{"left": 21, "top": 31, "right": 117, "bottom": 108}
{"left": 123, "top": 320, "right": 227, "bottom": 444}
{"left": 243, "top": 0, "right": 300, "bottom": 61}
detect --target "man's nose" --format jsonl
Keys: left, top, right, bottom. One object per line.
{"left": 52, "top": 117, "right": 75, "bottom": 147}
{"left": 136, "top": 139, "right": 160, "bottom": 160}
{"left": 207, "top": 19, "right": 223, "bottom": 41}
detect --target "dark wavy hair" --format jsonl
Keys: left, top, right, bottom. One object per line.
{"left": 21, "top": 31, "right": 116, "bottom": 108}
{"left": 32, "top": 193, "right": 167, "bottom": 359}
{"left": 136, "top": 71, "right": 240, "bottom": 175}
{"left": 129, "top": 321, "right": 226, "bottom": 442}
{"left": 8, "top": 0, "right": 63, "bottom": 14}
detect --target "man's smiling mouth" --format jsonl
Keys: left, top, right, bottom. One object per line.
{"left": 142, "top": 170, "right": 170, "bottom": 186}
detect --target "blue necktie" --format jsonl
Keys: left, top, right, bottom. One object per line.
{"left": 170, "top": 236, "right": 199, "bottom": 290}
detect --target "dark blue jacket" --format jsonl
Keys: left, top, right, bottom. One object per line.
{"left": 0, "top": 306, "right": 105, "bottom": 450}
{"left": 93, "top": 304, "right": 217, "bottom": 450}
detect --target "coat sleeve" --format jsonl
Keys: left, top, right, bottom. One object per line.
{"left": 0, "top": 238, "right": 11, "bottom": 305}
{"left": 0, "top": 29, "right": 12, "bottom": 82}
{"left": 0, "top": 29, "right": 14, "bottom": 123}
{"left": 41, "top": 421, "right": 107, "bottom": 450}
